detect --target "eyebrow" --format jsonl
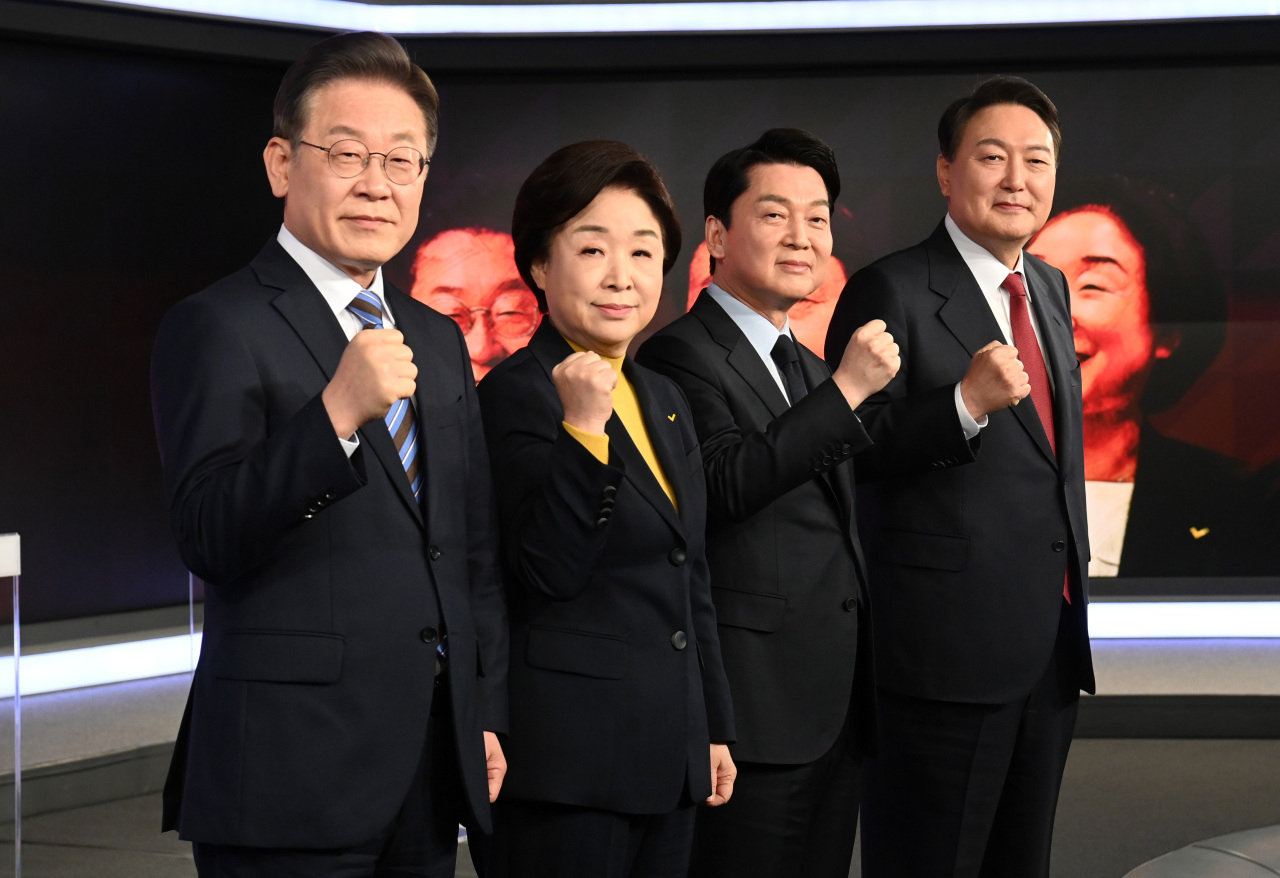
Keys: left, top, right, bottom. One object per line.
{"left": 326, "top": 124, "right": 422, "bottom": 145}
{"left": 758, "top": 193, "right": 831, "bottom": 209}
{"left": 570, "top": 224, "right": 659, "bottom": 239}
{"left": 975, "top": 137, "right": 1053, "bottom": 156}
{"left": 1081, "top": 255, "right": 1128, "bottom": 272}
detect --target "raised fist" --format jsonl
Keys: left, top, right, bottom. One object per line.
{"left": 552, "top": 350, "right": 617, "bottom": 435}
{"left": 322, "top": 328, "right": 417, "bottom": 439}
{"left": 833, "top": 319, "right": 901, "bottom": 409}
{"left": 960, "top": 340, "right": 1031, "bottom": 419}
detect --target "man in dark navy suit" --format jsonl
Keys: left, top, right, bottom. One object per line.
{"left": 151, "top": 32, "right": 507, "bottom": 877}
{"left": 825, "top": 76, "right": 1094, "bottom": 878}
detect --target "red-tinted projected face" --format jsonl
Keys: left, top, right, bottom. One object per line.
{"left": 1029, "top": 207, "right": 1164, "bottom": 418}
{"left": 411, "top": 228, "right": 540, "bottom": 381}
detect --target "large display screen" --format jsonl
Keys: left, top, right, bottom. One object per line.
{"left": 1, "top": 37, "right": 1275, "bottom": 623}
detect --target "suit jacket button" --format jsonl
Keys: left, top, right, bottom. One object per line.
{"left": 324, "top": 491, "right": 335, "bottom": 500}
{"left": 822, "top": 456, "right": 833, "bottom": 466}
{"left": 602, "top": 497, "right": 616, "bottom": 509}
{"left": 429, "top": 545, "right": 442, "bottom": 560}
{"left": 670, "top": 630, "right": 688, "bottom": 650}
{"left": 420, "top": 627, "right": 439, "bottom": 644}
{"left": 668, "top": 548, "right": 687, "bottom": 566}
{"left": 842, "top": 598, "right": 857, "bottom": 612}
{"left": 603, "top": 485, "right": 618, "bottom": 498}
{"left": 841, "top": 444, "right": 852, "bottom": 455}
{"left": 303, "top": 513, "right": 313, "bottom": 520}
{"left": 813, "top": 463, "right": 823, "bottom": 472}
{"left": 596, "top": 517, "right": 610, "bottom": 530}
{"left": 1052, "top": 540, "right": 1066, "bottom": 552}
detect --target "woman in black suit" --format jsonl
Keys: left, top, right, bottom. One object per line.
{"left": 477, "top": 141, "right": 736, "bottom": 877}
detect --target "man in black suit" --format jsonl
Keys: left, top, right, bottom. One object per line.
{"left": 638, "top": 128, "right": 899, "bottom": 877}
{"left": 150, "top": 32, "right": 507, "bottom": 877}
{"left": 824, "top": 76, "right": 1094, "bottom": 878}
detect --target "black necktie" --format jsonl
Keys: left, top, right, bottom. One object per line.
{"left": 770, "top": 334, "right": 808, "bottom": 405}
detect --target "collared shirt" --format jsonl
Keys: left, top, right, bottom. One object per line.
{"left": 277, "top": 224, "right": 396, "bottom": 339}
{"left": 943, "top": 214, "right": 1053, "bottom": 439}
{"left": 276, "top": 224, "right": 401, "bottom": 454}
{"left": 706, "top": 283, "right": 798, "bottom": 403}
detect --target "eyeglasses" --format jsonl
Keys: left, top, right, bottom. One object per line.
{"left": 300, "top": 139, "right": 428, "bottom": 185}
{"left": 428, "top": 292, "right": 540, "bottom": 339}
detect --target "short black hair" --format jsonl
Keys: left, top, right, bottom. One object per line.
{"left": 274, "top": 31, "right": 440, "bottom": 156}
{"left": 938, "top": 75, "right": 1060, "bottom": 165}
{"left": 1040, "top": 175, "right": 1227, "bottom": 413}
{"left": 511, "top": 140, "right": 682, "bottom": 311}
{"left": 702, "top": 128, "right": 841, "bottom": 274}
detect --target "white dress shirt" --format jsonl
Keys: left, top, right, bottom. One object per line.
{"left": 276, "top": 224, "right": 400, "bottom": 453}
{"left": 944, "top": 214, "right": 1053, "bottom": 439}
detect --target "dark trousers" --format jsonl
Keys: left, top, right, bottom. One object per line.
{"left": 193, "top": 684, "right": 463, "bottom": 878}
{"left": 490, "top": 796, "right": 697, "bottom": 878}
{"left": 860, "top": 607, "right": 1080, "bottom": 878}
{"left": 690, "top": 715, "right": 861, "bottom": 878}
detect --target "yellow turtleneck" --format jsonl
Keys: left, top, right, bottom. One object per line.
{"left": 561, "top": 340, "right": 677, "bottom": 510}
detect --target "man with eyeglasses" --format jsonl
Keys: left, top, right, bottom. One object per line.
{"left": 150, "top": 31, "right": 508, "bottom": 877}
{"left": 411, "top": 228, "right": 541, "bottom": 381}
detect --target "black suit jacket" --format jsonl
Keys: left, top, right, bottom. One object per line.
{"left": 477, "top": 322, "right": 734, "bottom": 814}
{"left": 638, "top": 292, "right": 877, "bottom": 765}
{"left": 151, "top": 239, "right": 508, "bottom": 847}
{"left": 1118, "top": 427, "right": 1276, "bottom": 578}
{"left": 825, "top": 221, "right": 1095, "bottom": 704}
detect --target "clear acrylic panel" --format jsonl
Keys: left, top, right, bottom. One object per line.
{"left": 0, "top": 535, "right": 197, "bottom": 878}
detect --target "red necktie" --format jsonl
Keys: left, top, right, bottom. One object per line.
{"left": 1002, "top": 272, "right": 1070, "bottom": 602}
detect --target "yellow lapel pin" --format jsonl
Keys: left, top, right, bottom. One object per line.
{"left": 668, "top": 413, "right": 676, "bottom": 421}
{"left": 1190, "top": 527, "right": 1210, "bottom": 540}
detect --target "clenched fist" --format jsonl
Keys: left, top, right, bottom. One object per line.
{"left": 553, "top": 350, "right": 617, "bottom": 435}
{"left": 832, "top": 319, "right": 901, "bottom": 409}
{"left": 960, "top": 340, "right": 1030, "bottom": 419}
{"left": 322, "top": 328, "right": 418, "bottom": 439}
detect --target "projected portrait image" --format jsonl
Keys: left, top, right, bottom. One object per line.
{"left": 1029, "top": 177, "right": 1275, "bottom": 578}
{"left": 685, "top": 240, "right": 848, "bottom": 355}
{"left": 411, "top": 227, "right": 541, "bottom": 381}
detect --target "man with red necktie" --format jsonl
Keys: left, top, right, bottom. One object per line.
{"left": 825, "top": 76, "right": 1094, "bottom": 878}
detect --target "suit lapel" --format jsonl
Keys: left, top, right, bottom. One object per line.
{"left": 691, "top": 292, "right": 790, "bottom": 418}
{"left": 927, "top": 223, "right": 1056, "bottom": 465}
{"left": 927, "top": 224, "right": 1009, "bottom": 358}
{"left": 527, "top": 322, "right": 683, "bottom": 535}
{"left": 387, "top": 285, "right": 459, "bottom": 528}
{"left": 262, "top": 239, "right": 426, "bottom": 526}
{"left": 623, "top": 361, "right": 687, "bottom": 532}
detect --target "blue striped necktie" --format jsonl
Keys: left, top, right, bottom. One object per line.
{"left": 346, "top": 290, "right": 423, "bottom": 502}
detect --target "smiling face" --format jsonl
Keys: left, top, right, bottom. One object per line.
{"left": 531, "top": 186, "right": 664, "bottom": 358}
{"left": 938, "top": 102, "right": 1057, "bottom": 268}
{"left": 707, "top": 162, "right": 833, "bottom": 322}
{"left": 1029, "top": 207, "right": 1169, "bottom": 419}
{"left": 411, "top": 229, "right": 539, "bottom": 380}
{"left": 264, "top": 78, "right": 429, "bottom": 287}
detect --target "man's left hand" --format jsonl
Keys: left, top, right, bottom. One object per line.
{"left": 484, "top": 731, "right": 506, "bottom": 803}
{"left": 706, "top": 743, "right": 736, "bottom": 806}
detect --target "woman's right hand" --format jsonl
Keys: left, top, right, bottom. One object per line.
{"left": 552, "top": 350, "right": 617, "bottom": 435}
